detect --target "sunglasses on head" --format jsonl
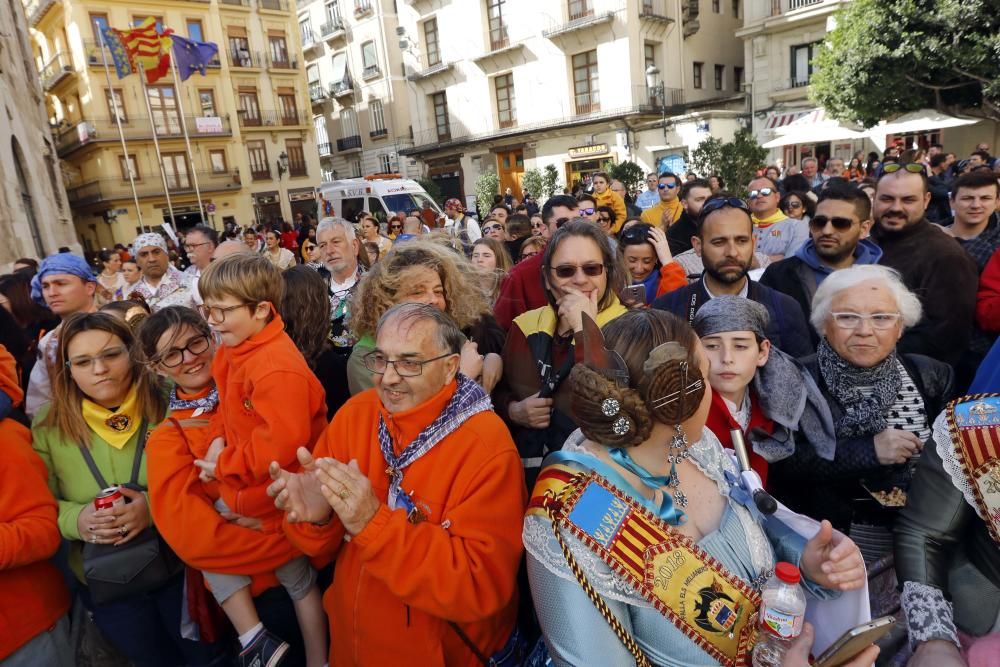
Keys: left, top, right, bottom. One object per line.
{"left": 657, "top": 182, "right": 678, "bottom": 190}
{"left": 882, "top": 162, "right": 925, "bottom": 175}
{"left": 809, "top": 215, "right": 856, "bottom": 230}
{"left": 700, "top": 196, "right": 751, "bottom": 220}
{"left": 549, "top": 262, "right": 605, "bottom": 279}
{"left": 748, "top": 187, "right": 776, "bottom": 200}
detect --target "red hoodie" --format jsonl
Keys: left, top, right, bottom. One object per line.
{"left": 704, "top": 389, "right": 774, "bottom": 488}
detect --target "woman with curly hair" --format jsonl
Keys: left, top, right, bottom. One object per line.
{"left": 346, "top": 239, "right": 506, "bottom": 395}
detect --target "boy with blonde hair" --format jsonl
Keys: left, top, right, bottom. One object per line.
{"left": 194, "top": 254, "right": 328, "bottom": 667}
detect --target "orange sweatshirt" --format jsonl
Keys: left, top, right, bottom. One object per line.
{"left": 0, "top": 345, "right": 70, "bottom": 661}
{"left": 210, "top": 314, "right": 328, "bottom": 517}
{"left": 594, "top": 189, "right": 628, "bottom": 233}
{"left": 284, "top": 381, "right": 527, "bottom": 666}
{"left": 147, "top": 390, "right": 303, "bottom": 597}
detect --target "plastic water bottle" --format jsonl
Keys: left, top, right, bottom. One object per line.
{"left": 752, "top": 562, "right": 806, "bottom": 667}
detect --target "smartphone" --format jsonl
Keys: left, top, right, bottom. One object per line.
{"left": 813, "top": 616, "right": 895, "bottom": 667}
{"left": 623, "top": 284, "right": 647, "bottom": 304}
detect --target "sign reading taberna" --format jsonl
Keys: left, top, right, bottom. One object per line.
{"left": 568, "top": 143, "right": 610, "bottom": 159}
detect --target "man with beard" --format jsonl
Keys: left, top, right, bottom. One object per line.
{"left": 129, "top": 232, "right": 199, "bottom": 311}
{"left": 666, "top": 178, "right": 712, "bottom": 256}
{"left": 872, "top": 165, "right": 977, "bottom": 366}
{"left": 652, "top": 197, "right": 813, "bottom": 358}
{"left": 760, "top": 185, "right": 882, "bottom": 343}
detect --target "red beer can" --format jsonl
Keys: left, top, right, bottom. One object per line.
{"left": 94, "top": 486, "right": 125, "bottom": 511}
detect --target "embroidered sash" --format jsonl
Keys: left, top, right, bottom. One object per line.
{"left": 528, "top": 464, "right": 761, "bottom": 667}
{"left": 946, "top": 393, "right": 1000, "bottom": 545}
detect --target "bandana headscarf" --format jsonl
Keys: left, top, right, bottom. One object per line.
{"left": 82, "top": 384, "right": 141, "bottom": 449}
{"left": 133, "top": 232, "right": 168, "bottom": 253}
{"left": 30, "top": 254, "right": 97, "bottom": 305}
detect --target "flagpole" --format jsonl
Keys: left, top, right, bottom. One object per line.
{"left": 168, "top": 45, "right": 206, "bottom": 226}
{"left": 137, "top": 62, "right": 179, "bottom": 234}
{"left": 98, "top": 30, "right": 145, "bottom": 232}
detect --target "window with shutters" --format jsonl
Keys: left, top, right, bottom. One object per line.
{"left": 238, "top": 88, "right": 261, "bottom": 126}
{"left": 248, "top": 140, "right": 269, "bottom": 180}
{"left": 693, "top": 61, "right": 703, "bottom": 89}
{"left": 286, "top": 139, "right": 307, "bottom": 176}
{"left": 424, "top": 18, "right": 440, "bottom": 68}
{"left": 431, "top": 92, "right": 450, "bottom": 141}
{"left": 370, "top": 99, "right": 387, "bottom": 137}
{"left": 118, "top": 154, "right": 139, "bottom": 181}
{"left": 105, "top": 88, "right": 127, "bottom": 123}
{"left": 486, "top": 0, "right": 508, "bottom": 51}
{"left": 572, "top": 50, "right": 599, "bottom": 114}
{"left": 494, "top": 73, "right": 516, "bottom": 129}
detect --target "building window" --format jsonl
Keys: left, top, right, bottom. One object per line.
{"left": 90, "top": 13, "right": 109, "bottom": 40}
{"left": 278, "top": 90, "right": 299, "bottom": 124}
{"left": 712, "top": 0, "right": 720, "bottom": 12}
{"left": 340, "top": 108, "right": 359, "bottom": 137}
{"left": 494, "top": 73, "right": 516, "bottom": 129}
{"left": 187, "top": 19, "right": 204, "bottom": 41}
{"left": 733, "top": 0, "right": 740, "bottom": 17}
{"left": 247, "top": 140, "right": 269, "bottom": 180}
{"left": 132, "top": 15, "right": 163, "bottom": 30}
{"left": 431, "top": 92, "right": 450, "bottom": 141}
{"left": 734, "top": 66, "right": 744, "bottom": 91}
{"left": 379, "top": 154, "right": 392, "bottom": 173}
{"left": 118, "top": 154, "right": 139, "bottom": 181}
{"left": 268, "top": 33, "right": 290, "bottom": 68}
{"left": 644, "top": 43, "right": 656, "bottom": 70}
{"left": 693, "top": 61, "right": 703, "bottom": 89}
{"left": 161, "top": 152, "right": 190, "bottom": 189}
{"left": 314, "top": 116, "right": 330, "bottom": 149}
{"left": 361, "top": 40, "right": 379, "bottom": 78}
{"left": 370, "top": 99, "right": 387, "bottom": 136}
{"left": 572, "top": 49, "right": 599, "bottom": 114}
{"left": 791, "top": 43, "right": 817, "bottom": 87}
{"left": 105, "top": 88, "right": 127, "bottom": 122}
{"left": 286, "top": 139, "right": 307, "bottom": 176}
{"left": 486, "top": 0, "right": 508, "bottom": 51}
{"left": 569, "top": 0, "right": 592, "bottom": 20}
{"left": 325, "top": 0, "right": 342, "bottom": 26}
{"left": 330, "top": 52, "right": 351, "bottom": 95}
{"left": 209, "top": 149, "right": 228, "bottom": 174}
{"left": 228, "top": 28, "right": 253, "bottom": 67}
{"left": 238, "top": 88, "right": 261, "bottom": 126}
{"left": 714, "top": 64, "right": 724, "bottom": 90}
{"left": 198, "top": 89, "right": 216, "bottom": 116}
{"left": 351, "top": 158, "right": 362, "bottom": 178}
{"left": 148, "top": 85, "right": 180, "bottom": 134}
{"left": 424, "top": 18, "right": 440, "bottom": 68}
{"left": 299, "top": 17, "right": 313, "bottom": 46}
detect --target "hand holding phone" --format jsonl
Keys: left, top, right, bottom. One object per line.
{"left": 812, "top": 616, "right": 894, "bottom": 667}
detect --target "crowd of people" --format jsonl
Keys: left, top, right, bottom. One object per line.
{"left": 2, "top": 141, "right": 1000, "bottom": 667}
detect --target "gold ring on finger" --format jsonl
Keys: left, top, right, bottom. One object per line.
{"left": 339, "top": 488, "right": 350, "bottom": 500}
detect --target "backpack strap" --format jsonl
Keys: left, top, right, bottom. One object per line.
{"left": 78, "top": 419, "right": 149, "bottom": 491}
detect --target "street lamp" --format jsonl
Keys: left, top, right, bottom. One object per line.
{"left": 645, "top": 65, "right": 670, "bottom": 140}
{"left": 276, "top": 151, "right": 289, "bottom": 177}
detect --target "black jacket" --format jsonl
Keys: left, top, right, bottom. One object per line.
{"left": 651, "top": 278, "right": 815, "bottom": 359}
{"left": 667, "top": 211, "right": 698, "bottom": 256}
{"left": 769, "top": 353, "right": 954, "bottom": 532}
{"left": 926, "top": 172, "right": 954, "bottom": 225}
{"left": 758, "top": 255, "right": 818, "bottom": 340}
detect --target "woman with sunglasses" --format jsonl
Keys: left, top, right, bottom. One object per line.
{"left": 518, "top": 236, "right": 547, "bottom": 263}
{"left": 779, "top": 191, "right": 816, "bottom": 224}
{"left": 591, "top": 172, "right": 628, "bottom": 233}
{"left": 301, "top": 238, "right": 321, "bottom": 265}
{"left": 387, "top": 215, "right": 404, "bottom": 239}
{"left": 617, "top": 223, "right": 686, "bottom": 307}
{"left": 481, "top": 217, "right": 507, "bottom": 242}
{"left": 497, "top": 220, "right": 629, "bottom": 488}
{"left": 529, "top": 214, "right": 549, "bottom": 239}
{"left": 32, "top": 312, "right": 224, "bottom": 666}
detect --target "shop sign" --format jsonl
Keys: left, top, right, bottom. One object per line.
{"left": 254, "top": 192, "right": 279, "bottom": 205}
{"left": 568, "top": 143, "right": 610, "bottom": 160}
{"left": 288, "top": 189, "right": 315, "bottom": 202}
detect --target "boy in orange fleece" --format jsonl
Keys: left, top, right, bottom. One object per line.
{"left": 193, "top": 254, "right": 328, "bottom": 667}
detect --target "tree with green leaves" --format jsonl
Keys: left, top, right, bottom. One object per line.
{"left": 811, "top": 0, "right": 1000, "bottom": 125}
{"left": 521, "top": 169, "right": 544, "bottom": 202}
{"left": 542, "top": 165, "right": 561, "bottom": 199}
{"left": 603, "top": 160, "right": 646, "bottom": 198}
{"left": 416, "top": 178, "right": 443, "bottom": 207}
{"left": 475, "top": 171, "right": 500, "bottom": 219}
{"left": 689, "top": 129, "right": 767, "bottom": 194}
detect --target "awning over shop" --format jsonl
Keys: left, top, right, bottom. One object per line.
{"left": 868, "top": 109, "right": 982, "bottom": 151}
{"left": 762, "top": 108, "right": 867, "bottom": 148}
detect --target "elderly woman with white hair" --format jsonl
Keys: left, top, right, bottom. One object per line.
{"left": 769, "top": 264, "right": 954, "bottom": 537}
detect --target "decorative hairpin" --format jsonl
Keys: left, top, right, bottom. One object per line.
{"left": 601, "top": 398, "right": 632, "bottom": 436}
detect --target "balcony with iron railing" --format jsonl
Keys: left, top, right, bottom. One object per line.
{"left": 773, "top": 77, "right": 811, "bottom": 92}
{"left": 267, "top": 53, "right": 297, "bottom": 70}
{"left": 301, "top": 30, "right": 320, "bottom": 52}
{"left": 773, "top": 0, "right": 826, "bottom": 14}
{"left": 354, "top": 0, "right": 373, "bottom": 18}
{"left": 220, "top": 0, "right": 250, "bottom": 6}
{"left": 369, "top": 128, "right": 388, "bottom": 139}
{"left": 258, "top": 0, "right": 289, "bottom": 12}
{"left": 287, "top": 161, "right": 308, "bottom": 177}
{"left": 318, "top": 142, "right": 332, "bottom": 156}
{"left": 309, "top": 81, "right": 327, "bottom": 104}
{"left": 319, "top": 19, "right": 346, "bottom": 40}
{"left": 55, "top": 115, "right": 233, "bottom": 157}
{"left": 40, "top": 52, "right": 74, "bottom": 91}
{"left": 85, "top": 41, "right": 221, "bottom": 69}
{"left": 229, "top": 49, "right": 263, "bottom": 69}
{"left": 543, "top": 2, "right": 619, "bottom": 39}
{"left": 639, "top": 0, "right": 674, "bottom": 23}
{"left": 330, "top": 78, "right": 354, "bottom": 98}
{"left": 337, "top": 135, "right": 362, "bottom": 152}
{"left": 25, "top": 0, "right": 60, "bottom": 26}
{"left": 362, "top": 64, "right": 380, "bottom": 80}
{"left": 66, "top": 170, "right": 241, "bottom": 207}
{"left": 237, "top": 109, "right": 308, "bottom": 128}
{"left": 250, "top": 165, "right": 272, "bottom": 181}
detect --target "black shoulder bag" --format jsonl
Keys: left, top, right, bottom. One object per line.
{"left": 79, "top": 421, "right": 183, "bottom": 605}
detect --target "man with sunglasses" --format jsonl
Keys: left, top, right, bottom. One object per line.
{"left": 640, "top": 172, "right": 683, "bottom": 227}
{"left": 651, "top": 196, "right": 813, "bottom": 358}
{"left": 494, "top": 195, "right": 579, "bottom": 329}
{"left": 748, "top": 176, "right": 810, "bottom": 262}
{"left": 872, "top": 163, "right": 978, "bottom": 367}
{"left": 760, "top": 186, "right": 882, "bottom": 338}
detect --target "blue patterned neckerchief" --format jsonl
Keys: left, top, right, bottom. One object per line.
{"left": 169, "top": 385, "right": 219, "bottom": 417}
{"left": 378, "top": 374, "right": 493, "bottom": 509}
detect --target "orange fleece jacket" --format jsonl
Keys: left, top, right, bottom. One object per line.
{"left": 0, "top": 345, "right": 70, "bottom": 660}
{"left": 210, "top": 314, "right": 328, "bottom": 517}
{"left": 284, "top": 380, "right": 527, "bottom": 666}
{"left": 147, "top": 392, "right": 304, "bottom": 597}
{"left": 594, "top": 189, "right": 628, "bottom": 233}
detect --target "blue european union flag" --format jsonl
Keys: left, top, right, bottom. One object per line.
{"left": 99, "top": 25, "right": 133, "bottom": 79}
{"left": 171, "top": 35, "right": 219, "bottom": 81}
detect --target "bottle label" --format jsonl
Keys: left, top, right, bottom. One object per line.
{"left": 760, "top": 605, "right": 802, "bottom": 639}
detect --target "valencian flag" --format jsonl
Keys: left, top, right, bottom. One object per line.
{"left": 171, "top": 35, "right": 219, "bottom": 81}
{"left": 99, "top": 25, "right": 134, "bottom": 79}
{"left": 120, "top": 17, "right": 173, "bottom": 84}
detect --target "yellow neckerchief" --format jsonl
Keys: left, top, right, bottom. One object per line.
{"left": 82, "top": 384, "right": 141, "bottom": 450}
{"left": 514, "top": 294, "right": 628, "bottom": 338}
{"left": 751, "top": 210, "right": 787, "bottom": 229}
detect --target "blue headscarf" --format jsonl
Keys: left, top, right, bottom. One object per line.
{"left": 30, "top": 253, "right": 97, "bottom": 306}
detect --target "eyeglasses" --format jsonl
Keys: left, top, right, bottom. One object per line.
{"left": 700, "top": 196, "right": 752, "bottom": 220}
{"left": 363, "top": 351, "right": 455, "bottom": 376}
{"left": 184, "top": 241, "right": 213, "bottom": 251}
{"left": 198, "top": 302, "right": 256, "bottom": 323}
{"left": 809, "top": 215, "right": 856, "bottom": 230}
{"left": 531, "top": 222, "right": 545, "bottom": 229}
{"left": 549, "top": 262, "right": 605, "bottom": 279}
{"left": 520, "top": 250, "right": 540, "bottom": 260}
{"left": 66, "top": 346, "right": 128, "bottom": 371}
{"left": 483, "top": 224, "right": 503, "bottom": 233}
{"left": 390, "top": 224, "right": 402, "bottom": 230}
{"left": 154, "top": 335, "right": 211, "bottom": 368}
{"left": 830, "top": 312, "right": 902, "bottom": 330}
{"left": 598, "top": 215, "right": 611, "bottom": 222}
{"left": 657, "top": 182, "right": 678, "bottom": 190}
{"left": 748, "top": 188, "right": 776, "bottom": 200}
{"left": 882, "top": 162, "right": 925, "bottom": 175}
{"left": 579, "top": 207, "right": 596, "bottom": 216}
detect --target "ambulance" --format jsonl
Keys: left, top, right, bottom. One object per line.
{"left": 316, "top": 173, "right": 442, "bottom": 224}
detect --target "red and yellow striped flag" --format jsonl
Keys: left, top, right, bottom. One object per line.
{"left": 119, "top": 17, "right": 173, "bottom": 84}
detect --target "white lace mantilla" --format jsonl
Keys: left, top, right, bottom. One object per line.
{"left": 900, "top": 581, "right": 960, "bottom": 648}
{"left": 932, "top": 412, "right": 984, "bottom": 519}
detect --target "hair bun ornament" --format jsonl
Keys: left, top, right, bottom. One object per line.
{"left": 640, "top": 341, "right": 706, "bottom": 425}
{"left": 601, "top": 398, "right": 621, "bottom": 417}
